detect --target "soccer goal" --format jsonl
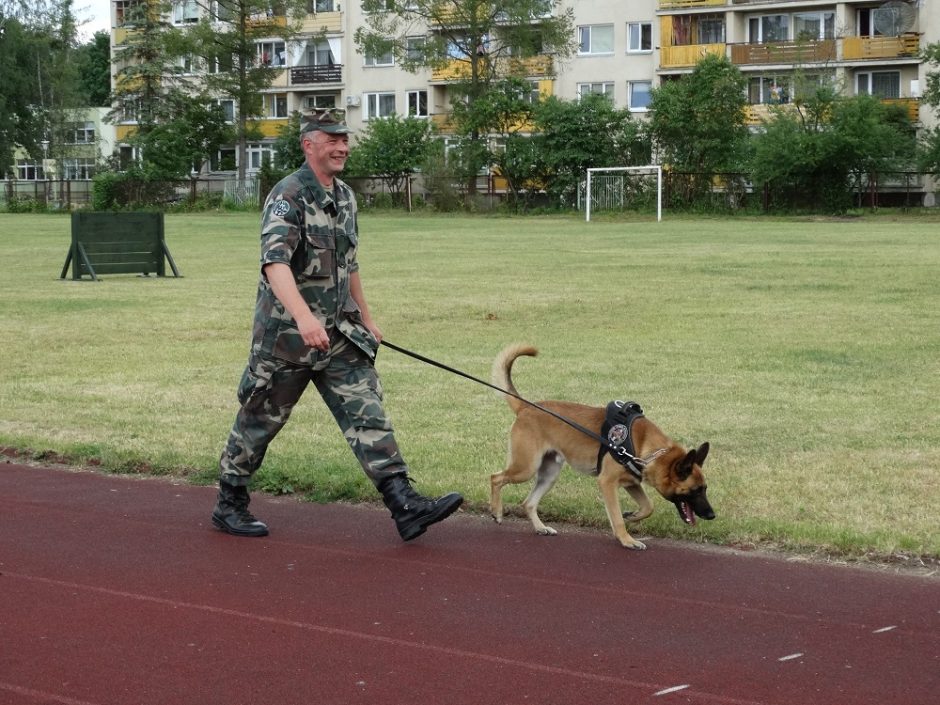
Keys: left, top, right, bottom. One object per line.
{"left": 585, "top": 166, "right": 662, "bottom": 222}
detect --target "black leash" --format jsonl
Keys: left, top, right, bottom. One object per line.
{"left": 379, "top": 340, "right": 644, "bottom": 471}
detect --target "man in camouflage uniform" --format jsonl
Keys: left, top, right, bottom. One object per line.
{"left": 212, "top": 109, "right": 463, "bottom": 540}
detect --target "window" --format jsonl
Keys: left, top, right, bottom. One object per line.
{"left": 309, "top": 0, "right": 334, "bottom": 11}
{"left": 628, "top": 81, "right": 652, "bottom": 111}
{"left": 172, "top": 0, "right": 200, "bottom": 24}
{"left": 793, "top": 12, "right": 834, "bottom": 41}
{"left": 748, "top": 76, "right": 790, "bottom": 104}
{"left": 16, "top": 160, "right": 44, "bottom": 180}
{"left": 749, "top": 15, "right": 788, "bottom": 43}
{"left": 407, "top": 90, "right": 428, "bottom": 118}
{"left": 212, "top": 148, "right": 236, "bottom": 171}
{"left": 857, "top": 71, "right": 901, "bottom": 99}
{"left": 304, "top": 94, "right": 337, "bottom": 110}
{"left": 406, "top": 36, "right": 426, "bottom": 62}
{"left": 246, "top": 143, "right": 275, "bottom": 171}
{"left": 364, "top": 92, "right": 396, "bottom": 119}
{"left": 308, "top": 40, "right": 335, "bottom": 66}
{"left": 61, "top": 158, "right": 96, "bottom": 180}
{"left": 66, "top": 122, "right": 96, "bottom": 144}
{"left": 257, "top": 41, "right": 286, "bottom": 67}
{"left": 178, "top": 54, "right": 199, "bottom": 74}
{"left": 218, "top": 99, "right": 235, "bottom": 122}
{"left": 697, "top": 16, "right": 725, "bottom": 44}
{"left": 627, "top": 22, "right": 652, "bottom": 53}
{"left": 577, "top": 82, "right": 615, "bottom": 99}
{"left": 520, "top": 80, "right": 540, "bottom": 104}
{"left": 211, "top": 1, "right": 232, "bottom": 22}
{"left": 579, "top": 24, "right": 614, "bottom": 55}
{"left": 115, "top": 0, "right": 139, "bottom": 27}
{"left": 364, "top": 47, "right": 394, "bottom": 67}
{"left": 265, "top": 93, "right": 289, "bottom": 118}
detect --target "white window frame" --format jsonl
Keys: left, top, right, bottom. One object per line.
{"left": 364, "top": 92, "right": 396, "bottom": 120}
{"left": 16, "top": 159, "right": 44, "bottom": 180}
{"left": 749, "top": 15, "right": 789, "bottom": 43}
{"left": 364, "top": 47, "right": 394, "bottom": 67}
{"left": 217, "top": 99, "right": 235, "bottom": 123}
{"left": 856, "top": 71, "right": 901, "bottom": 99}
{"left": 406, "top": 36, "right": 426, "bottom": 62}
{"left": 578, "top": 24, "right": 614, "bottom": 55}
{"left": 257, "top": 41, "right": 287, "bottom": 67}
{"left": 407, "top": 90, "right": 428, "bottom": 118}
{"left": 627, "top": 22, "right": 652, "bottom": 53}
{"left": 172, "top": 0, "right": 200, "bottom": 25}
{"left": 792, "top": 12, "right": 835, "bottom": 41}
{"left": 265, "top": 93, "right": 289, "bottom": 118}
{"left": 628, "top": 80, "right": 652, "bottom": 112}
{"left": 304, "top": 94, "right": 337, "bottom": 110}
{"left": 577, "top": 82, "right": 615, "bottom": 100}
{"left": 67, "top": 121, "right": 96, "bottom": 144}
{"left": 61, "top": 157, "right": 96, "bottom": 180}
{"left": 246, "top": 143, "right": 275, "bottom": 171}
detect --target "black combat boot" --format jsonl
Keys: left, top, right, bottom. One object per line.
{"left": 378, "top": 475, "right": 463, "bottom": 541}
{"left": 211, "top": 481, "right": 269, "bottom": 537}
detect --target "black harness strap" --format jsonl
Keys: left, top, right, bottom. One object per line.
{"left": 596, "top": 401, "right": 646, "bottom": 480}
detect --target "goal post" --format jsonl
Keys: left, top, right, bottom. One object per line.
{"left": 585, "top": 166, "right": 662, "bottom": 222}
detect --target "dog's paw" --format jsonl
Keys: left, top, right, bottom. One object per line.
{"left": 621, "top": 538, "right": 647, "bottom": 550}
{"left": 491, "top": 513, "right": 502, "bottom": 525}
{"left": 535, "top": 526, "right": 558, "bottom": 536}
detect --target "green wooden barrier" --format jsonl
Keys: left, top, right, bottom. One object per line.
{"left": 60, "top": 212, "right": 181, "bottom": 281}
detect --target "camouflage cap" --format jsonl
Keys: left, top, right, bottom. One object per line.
{"left": 300, "top": 109, "right": 353, "bottom": 135}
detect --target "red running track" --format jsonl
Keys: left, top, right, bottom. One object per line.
{"left": 1, "top": 462, "right": 937, "bottom": 705}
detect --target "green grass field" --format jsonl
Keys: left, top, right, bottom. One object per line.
{"left": 1, "top": 211, "right": 938, "bottom": 563}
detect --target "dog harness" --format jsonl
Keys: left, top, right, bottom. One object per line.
{"left": 595, "top": 400, "right": 647, "bottom": 480}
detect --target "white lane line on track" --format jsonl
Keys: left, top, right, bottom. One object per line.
{"left": 872, "top": 625, "right": 897, "bottom": 633}
{"left": 778, "top": 653, "right": 804, "bottom": 662}
{"left": 0, "top": 682, "right": 102, "bottom": 705}
{"left": 654, "top": 684, "right": 691, "bottom": 696}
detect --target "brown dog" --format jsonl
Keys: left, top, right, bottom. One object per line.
{"left": 490, "top": 344, "right": 714, "bottom": 549}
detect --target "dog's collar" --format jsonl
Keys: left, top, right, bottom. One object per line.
{"left": 595, "top": 400, "right": 665, "bottom": 480}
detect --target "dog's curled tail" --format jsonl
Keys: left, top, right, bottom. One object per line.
{"left": 492, "top": 344, "right": 538, "bottom": 415}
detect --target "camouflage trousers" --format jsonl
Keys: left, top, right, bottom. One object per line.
{"left": 219, "top": 334, "right": 407, "bottom": 487}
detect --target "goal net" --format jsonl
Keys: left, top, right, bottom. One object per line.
{"left": 585, "top": 166, "right": 662, "bottom": 222}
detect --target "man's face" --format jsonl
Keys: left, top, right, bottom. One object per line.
{"left": 304, "top": 131, "right": 349, "bottom": 179}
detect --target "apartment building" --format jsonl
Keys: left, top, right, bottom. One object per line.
{"left": 107, "top": 0, "right": 937, "bottom": 189}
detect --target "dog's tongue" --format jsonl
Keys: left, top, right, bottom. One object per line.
{"left": 681, "top": 501, "right": 696, "bottom": 526}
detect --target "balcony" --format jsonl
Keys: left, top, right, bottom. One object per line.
{"left": 301, "top": 11, "right": 341, "bottom": 33}
{"left": 290, "top": 64, "right": 343, "bottom": 85}
{"left": 660, "top": 43, "right": 725, "bottom": 68}
{"left": 431, "top": 55, "right": 553, "bottom": 83}
{"left": 843, "top": 34, "right": 919, "bottom": 61}
{"left": 882, "top": 97, "right": 919, "bottom": 122}
{"left": 731, "top": 40, "right": 835, "bottom": 65}
{"left": 659, "top": 0, "right": 725, "bottom": 8}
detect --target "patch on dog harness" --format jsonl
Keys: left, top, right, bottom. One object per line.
{"left": 596, "top": 400, "right": 645, "bottom": 479}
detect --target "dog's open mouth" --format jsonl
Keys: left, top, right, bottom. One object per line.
{"left": 676, "top": 500, "right": 696, "bottom": 526}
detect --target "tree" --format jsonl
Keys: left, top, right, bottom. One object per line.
{"left": 109, "top": 0, "right": 186, "bottom": 136}
{"left": 751, "top": 89, "right": 915, "bottom": 212}
{"left": 76, "top": 30, "right": 112, "bottom": 106}
{"left": 918, "top": 43, "right": 940, "bottom": 174}
{"left": 344, "top": 114, "right": 431, "bottom": 198}
{"left": 133, "top": 98, "right": 235, "bottom": 178}
{"left": 647, "top": 55, "right": 749, "bottom": 203}
{"left": 179, "top": 0, "right": 310, "bottom": 185}
{"left": 531, "top": 92, "right": 648, "bottom": 207}
{"left": 354, "top": 0, "right": 576, "bottom": 193}
{"left": 0, "top": 1, "right": 85, "bottom": 174}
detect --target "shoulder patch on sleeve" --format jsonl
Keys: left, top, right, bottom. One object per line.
{"left": 272, "top": 199, "right": 291, "bottom": 217}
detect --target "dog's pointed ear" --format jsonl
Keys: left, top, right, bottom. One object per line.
{"left": 696, "top": 442, "right": 710, "bottom": 466}
{"left": 676, "top": 449, "right": 696, "bottom": 481}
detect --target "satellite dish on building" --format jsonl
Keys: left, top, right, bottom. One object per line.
{"left": 873, "top": 1, "right": 917, "bottom": 36}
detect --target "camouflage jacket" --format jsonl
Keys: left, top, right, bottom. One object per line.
{"left": 250, "top": 163, "right": 376, "bottom": 366}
